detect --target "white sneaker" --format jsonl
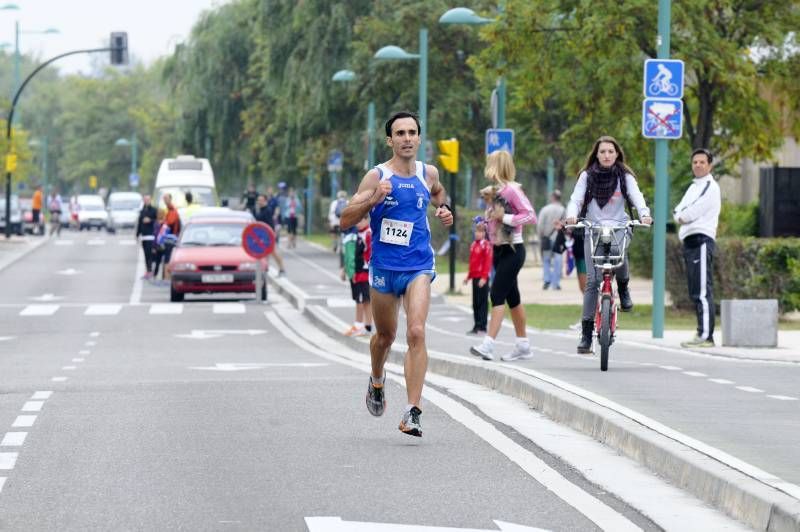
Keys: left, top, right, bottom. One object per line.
{"left": 470, "top": 344, "right": 494, "bottom": 361}
{"left": 501, "top": 345, "right": 534, "bottom": 361}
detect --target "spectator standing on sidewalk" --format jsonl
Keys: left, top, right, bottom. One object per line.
{"left": 537, "top": 190, "right": 566, "bottom": 290}
{"left": 241, "top": 183, "right": 258, "bottom": 216}
{"left": 47, "top": 189, "right": 63, "bottom": 237}
{"left": 136, "top": 195, "right": 158, "bottom": 279}
{"left": 674, "top": 148, "right": 721, "bottom": 348}
{"left": 255, "top": 193, "right": 286, "bottom": 276}
{"left": 329, "top": 190, "right": 347, "bottom": 253}
{"left": 463, "top": 219, "right": 493, "bottom": 335}
{"left": 341, "top": 214, "right": 373, "bottom": 337}
{"left": 281, "top": 186, "right": 303, "bottom": 248}
{"left": 469, "top": 150, "right": 537, "bottom": 362}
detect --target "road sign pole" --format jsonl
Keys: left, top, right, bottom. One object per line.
{"left": 448, "top": 170, "right": 457, "bottom": 294}
{"left": 652, "top": 0, "right": 672, "bottom": 339}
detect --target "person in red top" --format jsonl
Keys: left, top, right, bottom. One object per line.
{"left": 341, "top": 215, "right": 373, "bottom": 337}
{"left": 463, "top": 219, "right": 493, "bottom": 335}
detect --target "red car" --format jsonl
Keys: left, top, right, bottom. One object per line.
{"left": 167, "top": 216, "right": 268, "bottom": 302}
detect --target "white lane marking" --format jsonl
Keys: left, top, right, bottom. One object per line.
{"left": 658, "top": 365, "right": 682, "bottom": 371}
{"left": 189, "top": 362, "right": 328, "bottom": 371}
{"left": 31, "top": 391, "right": 52, "bottom": 400}
{"left": 119, "top": 239, "right": 136, "bottom": 246}
{"left": 768, "top": 395, "right": 798, "bottom": 401}
{"left": 12, "top": 416, "right": 36, "bottom": 428}
{"left": 129, "top": 246, "right": 144, "bottom": 305}
{"left": 54, "top": 240, "right": 74, "bottom": 246}
{"left": 28, "top": 293, "right": 63, "bottom": 302}
{"left": 84, "top": 304, "right": 122, "bottom": 316}
{"left": 90, "top": 332, "right": 100, "bottom": 337}
{"left": 0, "top": 477, "right": 5, "bottom": 492}
{"left": 0, "top": 453, "right": 18, "bottom": 470}
{"left": 736, "top": 386, "right": 764, "bottom": 393}
{"left": 72, "top": 358, "right": 85, "bottom": 362}
{"left": 85, "top": 341, "right": 96, "bottom": 346}
{"left": 1, "top": 433, "right": 27, "bottom": 446}
{"left": 62, "top": 366, "right": 77, "bottom": 371}
{"left": 87, "top": 239, "right": 106, "bottom": 246}
{"left": 149, "top": 303, "right": 183, "bottom": 314}
{"left": 683, "top": 371, "right": 707, "bottom": 377}
{"left": 21, "top": 401, "right": 44, "bottom": 412}
{"left": 326, "top": 297, "right": 355, "bottom": 308}
{"left": 266, "top": 308, "right": 641, "bottom": 532}
{"left": 56, "top": 268, "right": 81, "bottom": 276}
{"left": 79, "top": 350, "right": 90, "bottom": 355}
{"left": 20, "top": 304, "right": 59, "bottom": 316}
{"left": 709, "top": 378, "right": 734, "bottom": 385}
{"left": 51, "top": 377, "right": 67, "bottom": 383}
{"left": 0, "top": 336, "right": 14, "bottom": 341}
{"left": 305, "top": 517, "right": 549, "bottom": 532}
{"left": 212, "top": 303, "right": 246, "bottom": 314}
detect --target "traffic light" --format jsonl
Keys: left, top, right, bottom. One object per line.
{"left": 110, "top": 32, "right": 128, "bottom": 66}
{"left": 437, "top": 138, "right": 459, "bottom": 174}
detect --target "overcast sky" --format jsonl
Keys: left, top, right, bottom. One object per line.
{"left": 0, "top": 0, "right": 228, "bottom": 75}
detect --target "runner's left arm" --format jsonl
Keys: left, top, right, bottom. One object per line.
{"left": 426, "top": 164, "right": 453, "bottom": 227}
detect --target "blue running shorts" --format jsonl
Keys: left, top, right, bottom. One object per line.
{"left": 369, "top": 266, "right": 436, "bottom": 297}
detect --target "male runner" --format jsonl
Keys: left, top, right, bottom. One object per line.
{"left": 340, "top": 111, "right": 453, "bottom": 437}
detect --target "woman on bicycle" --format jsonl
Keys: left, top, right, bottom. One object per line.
{"left": 470, "top": 150, "right": 537, "bottom": 362}
{"left": 565, "top": 136, "right": 652, "bottom": 354}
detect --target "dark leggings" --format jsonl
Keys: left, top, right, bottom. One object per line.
{"left": 490, "top": 244, "right": 526, "bottom": 308}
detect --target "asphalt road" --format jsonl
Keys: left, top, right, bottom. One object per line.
{"left": 0, "top": 230, "right": 678, "bottom": 531}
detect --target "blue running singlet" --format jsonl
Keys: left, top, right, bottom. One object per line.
{"left": 369, "top": 161, "right": 435, "bottom": 272}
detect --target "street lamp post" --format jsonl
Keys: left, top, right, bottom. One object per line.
{"left": 13, "top": 21, "right": 59, "bottom": 126}
{"left": 374, "top": 28, "right": 428, "bottom": 163}
{"left": 331, "top": 69, "right": 377, "bottom": 170}
{"left": 115, "top": 133, "right": 138, "bottom": 185}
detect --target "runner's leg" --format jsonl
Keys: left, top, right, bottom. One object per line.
{"left": 402, "top": 274, "right": 432, "bottom": 407}
{"left": 369, "top": 288, "right": 400, "bottom": 380}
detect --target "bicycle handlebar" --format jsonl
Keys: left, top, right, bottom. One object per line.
{"left": 564, "top": 219, "right": 651, "bottom": 230}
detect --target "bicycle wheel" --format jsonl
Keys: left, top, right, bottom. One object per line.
{"left": 599, "top": 297, "right": 612, "bottom": 371}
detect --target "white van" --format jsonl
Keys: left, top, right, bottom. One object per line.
{"left": 153, "top": 155, "right": 218, "bottom": 213}
{"left": 107, "top": 191, "right": 143, "bottom": 231}
{"left": 76, "top": 194, "right": 108, "bottom": 231}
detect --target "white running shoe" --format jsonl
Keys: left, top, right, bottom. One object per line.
{"left": 501, "top": 345, "right": 534, "bottom": 361}
{"left": 470, "top": 344, "right": 494, "bottom": 361}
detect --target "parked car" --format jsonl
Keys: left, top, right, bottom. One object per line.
{"left": 0, "top": 195, "right": 23, "bottom": 235}
{"left": 167, "top": 216, "right": 267, "bottom": 302}
{"left": 107, "top": 191, "right": 143, "bottom": 231}
{"left": 76, "top": 194, "right": 108, "bottom": 231}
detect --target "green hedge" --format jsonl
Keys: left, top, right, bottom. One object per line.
{"left": 666, "top": 237, "right": 800, "bottom": 313}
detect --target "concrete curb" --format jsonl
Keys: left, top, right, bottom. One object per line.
{"left": 0, "top": 236, "right": 49, "bottom": 273}
{"left": 269, "top": 273, "right": 800, "bottom": 532}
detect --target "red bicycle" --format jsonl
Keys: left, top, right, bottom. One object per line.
{"left": 566, "top": 219, "right": 648, "bottom": 371}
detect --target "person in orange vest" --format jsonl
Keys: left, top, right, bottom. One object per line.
{"left": 31, "top": 185, "right": 43, "bottom": 235}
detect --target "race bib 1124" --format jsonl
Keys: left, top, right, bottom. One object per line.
{"left": 379, "top": 218, "right": 413, "bottom": 246}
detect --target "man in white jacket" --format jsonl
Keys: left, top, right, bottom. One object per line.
{"left": 673, "top": 148, "right": 721, "bottom": 348}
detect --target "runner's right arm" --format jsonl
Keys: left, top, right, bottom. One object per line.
{"left": 340, "top": 169, "right": 389, "bottom": 230}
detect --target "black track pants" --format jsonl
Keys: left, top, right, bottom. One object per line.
{"left": 683, "top": 235, "right": 715, "bottom": 341}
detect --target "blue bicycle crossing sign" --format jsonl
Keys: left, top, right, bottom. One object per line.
{"left": 642, "top": 98, "right": 683, "bottom": 139}
{"left": 485, "top": 128, "right": 514, "bottom": 155}
{"left": 643, "top": 59, "right": 684, "bottom": 99}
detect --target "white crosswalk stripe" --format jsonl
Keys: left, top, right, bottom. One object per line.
{"left": 149, "top": 303, "right": 183, "bottom": 314}
{"left": 20, "top": 304, "right": 59, "bottom": 316}
{"left": 213, "top": 303, "right": 246, "bottom": 314}
{"left": 84, "top": 304, "right": 122, "bottom": 316}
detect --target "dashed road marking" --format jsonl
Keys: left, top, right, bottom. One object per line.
{"left": 31, "top": 391, "right": 52, "bottom": 400}
{"left": 213, "top": 303, "right": 246, "bottom": 314}
{"left": 659, "top": 365, "right": 682, "bottom": 371}
{"left": 1, "top": 433, "right": 26, "bottom": 447}
{"left": 21, "top": 401, "right": 44, "bottom": 412}
{"left": 89, "top": 332, "right": 100, "bottom": 337}
{"left": 683, "top": 371, "right": 707, "bottom": 377}
{"left": 20, "top": 304, "right": 59, "bottom": 316}
{"left": 85, "top": 304, "right": 122, "bottom": 316}
{"left": 767, "top": 395, "right": 798, "bottom": 401}
{"left": 62, "top": 366, "right": 77, "bottom": 371}
{"left": 736, "top": 386, "right": 764, "bottom": 393}
{"left": 150, "top": 303, "right": 183, "bottom": 314}
{"left": 51, "top": 377, "right": 67, "bottom": 383}
{"left": 72, "top": 358, "right": 84, "bottom": 362}
{"left": 0, "top": 453, "right": 17, "bottom": 470}
{"left": 87, "top": 239, "right": 106, "bottom": 246}
{"left": 709, "top": 378, "right": 734, "bottom": 384}
{"left": 12, "top": 416, "right": 36, "bottom": 428}
{"left": 85, "top": 341, "right": 96, "bottom": 346}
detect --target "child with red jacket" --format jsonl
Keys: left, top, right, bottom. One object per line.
{"left": 463, "top": 220, "right": 493, "bottom": 335}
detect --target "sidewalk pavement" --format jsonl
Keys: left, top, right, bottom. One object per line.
{"left": 433, "top": 253, "right": 800, "bottom": 364}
